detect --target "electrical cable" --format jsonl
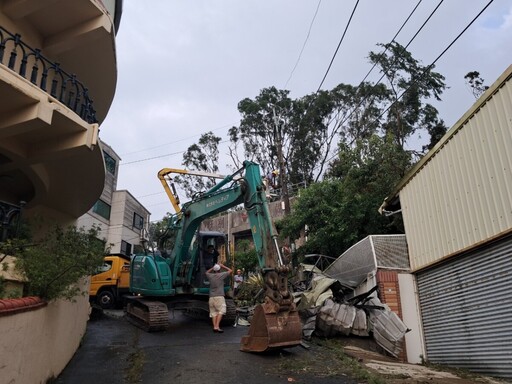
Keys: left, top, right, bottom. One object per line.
{"left": 333, "top": 0, "right": 440, "bottom": 133}
{"left": 119, "top": 123, "right": 234, "bottom": 157}
{"left": 120, "top": 140, "right": 230, "bottom": 165}
{"left": 284, "top": 0, "right": 322, "bottom": 89}
{"left": 317, "top": 0, "right": 360, "bottom": 92}
{"left": 309, "top": 0, "right": 426, "bottom": 175}
{"left": 322, "top": 0, "right": 495, "bottom": 166}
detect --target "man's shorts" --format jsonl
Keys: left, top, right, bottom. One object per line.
{"left": 208, "top": 296, "right": 226, "bottom": 317}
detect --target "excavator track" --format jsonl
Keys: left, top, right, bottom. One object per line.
{"left": 125, "top": 298, "right": 169, "bottom": 332}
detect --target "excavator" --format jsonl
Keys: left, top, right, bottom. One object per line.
{"left": 127, "top": 160, "right": 302, "bottom": 352}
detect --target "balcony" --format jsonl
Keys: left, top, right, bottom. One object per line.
{"left": 0, "top": 0, "right": 119, "bottom": 219}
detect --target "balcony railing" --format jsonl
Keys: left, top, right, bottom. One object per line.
{"left": 0, "top": 200, "right": 23, "bottom": 243}
{"left": 0, "top": 25, "right": 97, "bottom": 124}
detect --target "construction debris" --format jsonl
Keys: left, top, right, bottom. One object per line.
{"left": 293, "top": 263, "right": 409, "bottom": 358}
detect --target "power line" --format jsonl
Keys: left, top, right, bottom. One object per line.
{"left": 317, "top": 0, "right": 360, "bottom": 92}
{"left": 120, "top": 140, "right": 231, "bottom": 166}
{"left": 136, "top": 191, "right": 166, "bottom": 199}
{"left": 359, "top": 0, "right": 423, "bottom": 85}
{"left": 375, "top": 0, "right": 495, "bottom": 124}
{"left": 323, "top": 0, "right": 495, "bottom": 166}
{"left": 284, "top": 0, "right": 322, "bottom": 89}
{"left": 309, "top": 0, "right": 426, "bottom": 176}
{"left": 119, "top": 123, "right": 234, "bottom": 157}
{"left": 317, "top": 0, "right": 442, "bottom": 166}
{"left": 120, "top": 150, "right": 185, "bottom": 165}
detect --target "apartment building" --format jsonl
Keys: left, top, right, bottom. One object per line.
{"left": 77, "top": 141, "right": 150, "bottom": 256}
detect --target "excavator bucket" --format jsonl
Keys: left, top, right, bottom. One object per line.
{"left": 240, "top": 304, "right": 303, "bottom": 352}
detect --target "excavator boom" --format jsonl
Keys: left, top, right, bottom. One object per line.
{"left": 128, "top": 161, "right": 302, "bottom": 351}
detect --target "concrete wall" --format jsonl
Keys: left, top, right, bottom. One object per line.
{"left": 0, "top": 283, "right": 91, "bottom": 384}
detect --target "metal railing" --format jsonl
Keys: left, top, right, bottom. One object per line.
{"left": 267, "top": 181, "right": 307, "bottom": 202}
{"left": 0, "top": 200, "right": 23, "bottom": 243}
{"left": 0, "top": 25, "right": 97, "bottom": 124}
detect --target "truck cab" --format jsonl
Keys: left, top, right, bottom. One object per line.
{"left": 90, "top": 254, "right": 131, "bottom": 309}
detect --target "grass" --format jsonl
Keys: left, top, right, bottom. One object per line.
{"left": 125, "top": 349, "right": 145, "bottom": 383}
{"left": 275, "top": 337, "right": 387, "bottom": 384}
{"left": 125, "top": 330, "right": 145, "bottom": 383}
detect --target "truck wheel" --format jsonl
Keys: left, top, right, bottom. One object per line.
{"left": 97, "top": 290, "right": 115, "bottom": 309}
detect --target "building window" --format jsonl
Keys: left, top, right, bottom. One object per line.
{"left": 92, "top": 199, "right": 111, "bottom": 220}
{"left": 133, "top": 213, "right": 144, "bottom": 230}
{"left": 103, "top": 152, "right": 116, "bottom": 175}
{"left": 121, "top": 240, "right": 132, "bottom": 256}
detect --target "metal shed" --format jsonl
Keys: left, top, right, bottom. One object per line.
{"left": 380, "top": 64, "right": 512, "bottom": 379}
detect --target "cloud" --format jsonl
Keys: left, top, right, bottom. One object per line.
{"left": 100, "top": 0, "right": 512, "bottom": 221}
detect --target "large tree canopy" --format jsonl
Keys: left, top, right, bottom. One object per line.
{"left": 154, "top": 42, "right": 450, "bottom": 260}
{"left": 229, "top": 87, "right": 332, "bottom": 186}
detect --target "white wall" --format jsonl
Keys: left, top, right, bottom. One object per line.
{"left": 0, "top": 282, "right": 91, "bottom": 383}
{"left": 398, "top": 273, "right": 426, "bottom": 364}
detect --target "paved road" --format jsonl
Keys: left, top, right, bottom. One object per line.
{"left": 56, "top": 310, "right": 357, "bottom": 384}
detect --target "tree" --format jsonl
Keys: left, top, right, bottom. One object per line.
{"left": 230, "top": 87, "right": 335, "bottom": 185}
{"left": 280, "top": 134, "right": 408, "bottom": 258}
{"left": 368, "top": 41, "right": 447, "bottom": 150}
{"left": 464, "top": 71, "right": 489, "bottom": 99}
{"left": 233, "top": 239, "right": 258, "bottom": 274}
{"left": 175, "top": 131, "right": 222, "bottom": 199}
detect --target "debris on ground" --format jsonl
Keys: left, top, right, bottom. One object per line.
{"left": 291, "top": 264, "right": 409, "bottom": 359}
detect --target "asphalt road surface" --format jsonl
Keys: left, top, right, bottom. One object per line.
{"left": 55, "top": 309, "right": 358, "bottom": 384}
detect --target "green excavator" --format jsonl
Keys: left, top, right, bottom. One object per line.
{"left": 126, "top": 160, "right": 302, "bottom": 352}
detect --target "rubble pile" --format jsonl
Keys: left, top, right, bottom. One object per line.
{"left": 294, "top": 265, "right": 409, "bottom": 358}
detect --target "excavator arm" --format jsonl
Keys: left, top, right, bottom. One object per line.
{"left": 129, "top": 161, "right": 302, "bottom": 350}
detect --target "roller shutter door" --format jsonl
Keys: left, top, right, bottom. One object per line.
{"left": 416, "top": 236, "right": 512, "bottom": 379}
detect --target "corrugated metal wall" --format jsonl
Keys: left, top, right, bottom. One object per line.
{"left": 399, "top": 65, "right": 512, "bottom": 270}
{"left": 417, "top": 235, "right": 512, "bottom": 379}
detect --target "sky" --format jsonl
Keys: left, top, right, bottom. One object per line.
{"left": 99, "top": 0, "right": 512, "bottom": 222}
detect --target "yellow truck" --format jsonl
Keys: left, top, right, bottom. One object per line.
{"left": 89, "top": 254, "right": 131, "bottom": 309}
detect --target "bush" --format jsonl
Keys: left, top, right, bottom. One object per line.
{"left": 14, "top": 225, "right": 105, "bottom": 301}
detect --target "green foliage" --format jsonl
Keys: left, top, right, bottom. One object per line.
{"left": 281, "top": 135, "right": 407, "bottom": 257}
{"left": 0, "top": 276, "right": 4, "bottom": 298}
{"left": 14, "top": 225, "right": 105, "bottom": 301}
{"left": 235, "top": 273, "right": 265, "bottom": 305}
{"left": 233, "top": 239, "right": 258, "bottom": 274}
{"left": 148, "top": 213, "right": 173, "bottom": 253}
{"left": 230, "top": 86, "right": 333, "bottom": 185}
{"left": 368, "top": 41, "right": 447, "bottom": 150}
{"left": 175, "top": 131, "right": 221, "bottom": 199}
{"left": 464, "top": 71, "right": 489, "bottom": 99}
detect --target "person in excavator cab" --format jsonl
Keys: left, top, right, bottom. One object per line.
{"left": 203, "top": 244, "right": 219, "bottom": 270}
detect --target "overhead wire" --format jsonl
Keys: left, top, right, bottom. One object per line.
{"left": 322, "top": 0, "right": 495, "bottom": 166}
{"left": 120, "top": 140, "right": 231, "bottom": 165}
{"left": 284, "top": 0, "right": 322, "bottom": 89}
{"left": 317, "top": 0, "right": 360, "bottom": 92}
{"left": 119, "top": 123, "right": 234, "bottom": 157}
{"left": 373, "top": 0, "right": 495, "bottom": 125}
{"left": 309, "top": 0, "right": 425, "bottom": 175}
{"left": 333, "top": 0, "right": 436, "bottom": 130}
